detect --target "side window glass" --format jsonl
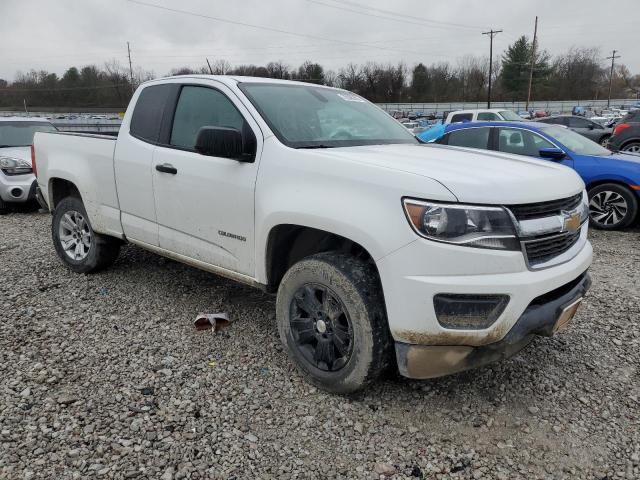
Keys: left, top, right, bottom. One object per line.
{"left": 170, "top": 86, "right": 245, "bottom": 150}
{"left": 568, "top": 117, "right": 588, "bottom": 128}
{"left": 130, "top": 84, "right": 172, "bottom": 143}
{"left": 450, "top": 113, "right": 473, "bottom": 123}
{"left": 447, "top": 128, "right": 490, "bottom": 149}
{"left": 477, "top": 112, "right": 499, "bottom": 121}
{"left": 498, "top": 128, "right": 554, "bottom": 157}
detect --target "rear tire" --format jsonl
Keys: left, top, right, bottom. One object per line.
{"left": 52, "top": 196, "right": 121, "bottom": 273}
{"left": 588, "top": 183, "right": 638, "bottom": 230}
{"left": 276, "top": 252, "right": 392, "bottom": 394}
{"left": 599, "top": 135, "right": 611, "bottom": 147}
{"left": 621, "top": 142, "right": 640, "bottom": 153}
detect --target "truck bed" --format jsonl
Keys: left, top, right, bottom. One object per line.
{"left": 34, "top": 131, "right": 123, "bottom": 238}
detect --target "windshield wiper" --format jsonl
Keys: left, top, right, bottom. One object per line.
{"left": 296, "top": 145, "right": 335, "bottom": 149}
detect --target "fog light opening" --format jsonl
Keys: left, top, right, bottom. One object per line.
{"left": 10, "top": 187, "right": 23, "bottom": 198}
{"left": 434, "top": 294, "right": 509, "bottom": 330}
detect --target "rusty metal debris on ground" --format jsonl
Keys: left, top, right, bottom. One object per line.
{"left": 194, "top": 313, "right": 231, "bottom": 333}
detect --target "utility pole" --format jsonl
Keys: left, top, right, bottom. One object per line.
{"left": 525, "top": 16, "right": 538, "bottom": 112}
{"left": 606, "top": 50, "right": 620, "bottom": 108}
{"left": 127, "top": 42, "right": 134, "bottom": 95}
{"left": 483, "top": 29, "right": 502, "bottom": 108}
{"left": 206, "top": 58, "right": 214, "bottom": 74}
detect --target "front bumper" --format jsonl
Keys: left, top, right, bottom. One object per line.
{"left": 0, "top": 172, "right": 37, "bottom": 204}
{"left": 395, "top": 272, "right": 591, "bottom": 378}
{"left": 376, "top": 225, "right": 593, "bottom": 378}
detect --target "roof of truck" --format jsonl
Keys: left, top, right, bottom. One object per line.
{"left": 145, "top": 75, "right": 341, "bottom": 90}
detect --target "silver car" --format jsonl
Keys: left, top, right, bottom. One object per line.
{"left": 0, "top": 117, "right": 57, "bottom": 214}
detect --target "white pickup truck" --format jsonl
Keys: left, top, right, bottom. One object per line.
{"left": 34, "top": 76, "right": 592, "bottom": 393}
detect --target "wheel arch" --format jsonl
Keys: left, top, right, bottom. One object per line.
{"left": 48, "top": 177, "right": 82, "bottom": 210}
{"left": 264, "top": 224, "right": 382, "bottom": 294}
{"left": 586, "top": 178, "right": 640, "bottom": 196}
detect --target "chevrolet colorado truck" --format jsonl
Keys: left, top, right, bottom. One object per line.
{"left": 34, "top": 76, "right": 593, "bottom": 393}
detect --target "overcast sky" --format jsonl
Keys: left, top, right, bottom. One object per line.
{"left": 1, "top": 0, "right": 638, "bottom": 81}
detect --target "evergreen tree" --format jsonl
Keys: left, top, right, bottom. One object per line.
{"left": 501, "top": 35, "right": 551, "bottom": 100}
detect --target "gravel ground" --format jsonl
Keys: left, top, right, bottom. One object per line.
{"left": 1, "top": 211, "right": 638, "bottom": 480}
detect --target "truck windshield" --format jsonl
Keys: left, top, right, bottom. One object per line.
{"left": 0, "top": 122, "right": 57, "bottom": 147}
{"left": 239, "top": 83, "right": 419, "bottom": 148}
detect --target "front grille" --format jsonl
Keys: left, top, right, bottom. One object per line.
{"left": 508, "top": 193, "right": 582, "bottom": 220}
{"left": 523, "top": 230, "right": 581, "bottom": 266}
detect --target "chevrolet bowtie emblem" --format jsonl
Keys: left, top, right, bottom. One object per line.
{"left": 562, "top": 211, "right": 581, "bottom": 232}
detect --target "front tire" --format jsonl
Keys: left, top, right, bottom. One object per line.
{"left": 52, "top": 196, "right": 121, "bottom": 273}
{"left": 588, "top": 183, "right": 638, "bottom": 230}
{"left": 599, "top": 135, "right": 611, "bottom": 148}
{"left": 276, "top": 253, "right": 392, "bottom": 394}
{"left": 0, "top": 197, "right": 8, "bottom": 215}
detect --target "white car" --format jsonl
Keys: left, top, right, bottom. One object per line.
{"left": 34, "top": 76, "right": 592, "bottom": 393}
{"left": 445, "top": 108, "right": 524, "bottom": 124}
{"left": 0, "top": 117, "right": 57, "bottom": 214}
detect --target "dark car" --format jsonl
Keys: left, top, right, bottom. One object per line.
{"left": 608, "top": 111, "right": 640, "bottom": 153}
{"left": 536, "top": 115, "right": 613, "bottom": 147}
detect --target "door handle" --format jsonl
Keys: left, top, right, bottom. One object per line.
{"left": 155, "top": 163, "right": 177, "bottom": 174}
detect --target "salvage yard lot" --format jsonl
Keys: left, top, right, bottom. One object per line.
{"left": 1, "top": 212, "right": 639, "bottom": 480}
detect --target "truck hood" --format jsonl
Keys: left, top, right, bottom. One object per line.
{"left": 306, "top": 143, "right": 584, "bottom": 204}
{"left": 0, "top": 146, "right": 31, "bottom": 166}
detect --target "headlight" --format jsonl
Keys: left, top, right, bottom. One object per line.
{"left": 403, "top": 199, "right": 519, "bottom": 250}
{"left": 0, "top": 157, "right": 32, "bottom": 176}
{"left": 579, "top": 190, "right": 589, "bottom": 224}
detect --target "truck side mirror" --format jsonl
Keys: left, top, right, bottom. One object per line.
{"left": 195, "top": 126, "right": 253, "bottom": 162}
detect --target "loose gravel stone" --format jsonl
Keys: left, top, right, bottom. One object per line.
{"left": 1, "top": 212, "right": 639, "bottom": 479}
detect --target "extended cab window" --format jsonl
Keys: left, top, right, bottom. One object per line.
{"left": 130, "top": 84, "right": 172, "bottom": 143}
{"left": 477, "top": 112, "right": 500, "bottom": 121}
{"left": 450, "top": 113, "right": 473, "bottom": 123}
{"left": 170, "top": 86, "right": 245, "bottom": 150}
{"left": 497, "top": 128, "right": 553, "bottom": 157}
{"left": 446, "top": 127, "right": 490, "bottom": 149}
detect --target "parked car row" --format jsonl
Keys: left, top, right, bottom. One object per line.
{"left": 416, "top": 119, "right": 640, "bottom": 230}
{"left": 0, "top": 117, "right": 57, "bottom": 214}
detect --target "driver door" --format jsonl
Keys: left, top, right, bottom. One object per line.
{"left": 151, "top": 82, "right": 263, "bottom": 276}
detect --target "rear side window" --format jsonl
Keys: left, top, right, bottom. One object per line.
{"left": 130, "top": 84, "right": 172, "bottom": 143}
{"left": 567, "top": 117, "right": 590, "bottom": 128}
{"left": 447, "top": 127, "right": 490, "bottom": 149}
{"left": 541, "top": 117, "right": 565, "bottom": 125}
{"left": 477, "top": 112, "right": 500, "bottom": 121}
{"left": 170, "top": 86, "right": 245, "bottom": 150}
{"left": 450, "top": 113, "right": 473, "bottom": 123}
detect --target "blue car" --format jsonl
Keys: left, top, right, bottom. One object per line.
{"left": 421, "top": 121, "right": 640, "bottom": 229}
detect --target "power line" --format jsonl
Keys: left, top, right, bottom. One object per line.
{"left": 482, "top": 29, "right": 502, "bottom": 108}
{"left": 606, "top": 49, "right": 621, "bottom": 108}
{"left": 126, "top": 0, "right": 427, "bottom": 57}
{"left": 332, "top": 0, "right": 484, "bottom": 29}
{"left": 306, "top": 0, "right": 483, "bottom": 31}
